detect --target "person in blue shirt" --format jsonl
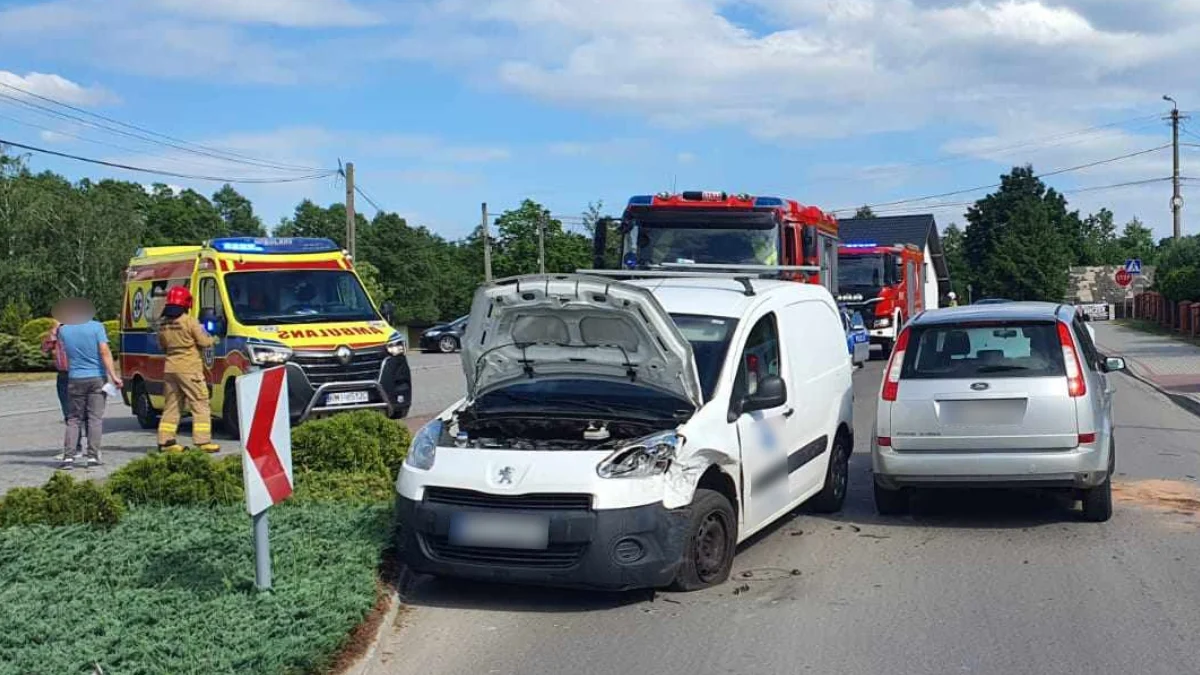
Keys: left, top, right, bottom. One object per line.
{"left": 55, "top": 298, "right": 123, "bottom": 469}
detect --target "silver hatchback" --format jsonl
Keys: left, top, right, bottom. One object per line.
{"left": 871, "top": 302, "right": 1126, "bottom": 521}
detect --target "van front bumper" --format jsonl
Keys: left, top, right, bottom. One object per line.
{"left": 872, "top": 440, "right": 1111, "bottom": 489}
{"left": 394, "top": 495, "right": 689, "bottom": 591}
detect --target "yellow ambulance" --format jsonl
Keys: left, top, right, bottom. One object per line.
{"left": 119, "top": 237, "right": 411, "bottom": 436}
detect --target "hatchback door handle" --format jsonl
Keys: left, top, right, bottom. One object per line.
{"left": 783, "top": 408, "right": 795, "bottom": 418}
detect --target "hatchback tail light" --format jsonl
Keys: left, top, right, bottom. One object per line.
{"left": 881, "top": 327, "right": 911, "bottom": 402}
{"left": 1057, "top": 321, "right": 1086, "bottom": 397}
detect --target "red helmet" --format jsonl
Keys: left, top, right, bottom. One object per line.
{"left": 165, "top": 286, "right": 193, "bottom": 309}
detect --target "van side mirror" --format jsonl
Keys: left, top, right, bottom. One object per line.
{"left": 1103, "top": 356, "right": 1126, "bottom": 373}
{"left": 742, "top": 375, "right": 787, "bottom": 414}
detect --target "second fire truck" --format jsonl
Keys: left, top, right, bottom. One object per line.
{"left": 591, "top": 190, "right": 840, "bottom": 294}
{"left": 836, "top": 241, "right": 927, "bottom": 355}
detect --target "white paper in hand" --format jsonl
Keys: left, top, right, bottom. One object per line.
{"left": 102, "top": 382, "right": 120, "bottom": 398}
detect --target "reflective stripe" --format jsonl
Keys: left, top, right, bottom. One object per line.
{"left": 159, "top": 422, "right": 178, "bottom": 432}
{"left": 193, "top": 424, "right": 212, "bottom": 432}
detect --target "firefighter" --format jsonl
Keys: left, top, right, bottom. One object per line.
{"left": 156, "top": 286, "right": 219, "bottom": 453}
{"left": 947, "top": 291, "right": 959, "bottom": 308}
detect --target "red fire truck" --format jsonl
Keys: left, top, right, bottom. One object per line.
{"left": 591, "top": 191, "right": 840, "bottom": 293}
{"left": 835, "top": 241, "right": 926, "bottom": 355}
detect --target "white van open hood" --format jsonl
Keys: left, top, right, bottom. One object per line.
{"left": 461, "top": 274, "right": 704, "bottom": 410}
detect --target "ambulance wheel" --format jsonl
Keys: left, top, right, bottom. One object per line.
{"left": 809, "top": 432, "right": 851, "bottom": 514}
{"left": 670, "top": 489, "right": 736, "bottom": 592}
{"left": 132, "top": 382, "right": 158, "bottom": 430}
{"left": 221, "top": 385, "right": 240, "bottom": 439}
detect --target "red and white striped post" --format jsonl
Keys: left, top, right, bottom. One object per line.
{"left": 236, "top": 366, "right": 294, "bottom": 591}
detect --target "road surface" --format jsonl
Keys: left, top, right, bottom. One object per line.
{"left": 365, "top": 360, "right": 1200, "bottom": 675}
{"left": 0, "top": 352, "right": 464, "bottom": 494}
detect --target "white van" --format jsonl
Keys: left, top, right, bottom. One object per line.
{"left": 394, "top": 273, "right": 854, "bottom": 591}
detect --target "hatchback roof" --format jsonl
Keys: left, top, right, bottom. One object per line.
{"left": 913, "top": 301, "right": 1069, "bottom": 326}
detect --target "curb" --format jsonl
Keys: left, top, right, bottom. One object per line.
{"left": 343, "top": 589, "right": 402, "bottom": 675}
{"left": 1097, "top": 341, "right": 1200, "bottom": 419}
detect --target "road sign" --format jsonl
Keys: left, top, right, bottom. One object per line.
{"left": 1115, "top": 269, "right": 1133, "bottom": 287}
{"left": 1124, "top": 259, "right": 1143, "bottom": 275}
{"left": 236, "top": 366, "right": 293, "bottom": 591}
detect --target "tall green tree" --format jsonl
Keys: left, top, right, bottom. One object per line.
{"left": 1117, "top": 217, "right": 1157, "bottom": 266}
{"left": 941, "top": 222, "right": 970, "bottom": 300}
{"left": 964, "top": 166, "right": 1078, "bottom": 301}
{"left": 491, "top": 199, "right": 591, "bottom": 278}
{"left": 212, "top": 184, "right": 265, "bottom": 237}
{"left": 854, "top": 205, "right": 877, "bottom": 219}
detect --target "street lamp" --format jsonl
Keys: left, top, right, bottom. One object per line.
{"left": 1163, "top": 94, "right": 1178, "bottom": 111}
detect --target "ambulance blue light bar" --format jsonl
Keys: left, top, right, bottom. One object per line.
{"left": 209, "top": 237, "right": 340, "bottom": 254}
{"left": 842, "top": 242, "right": 879, "bottom": 248}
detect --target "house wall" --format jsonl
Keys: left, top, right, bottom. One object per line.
{"left": 923, "top": 243, "right": 941, "bottom": 308}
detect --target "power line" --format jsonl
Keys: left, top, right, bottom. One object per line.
{"left": 0, "top": 83, "right": 329, "bottom": 174}
{"left": 865, "top": 177, "right": 1172, "bottom": 217}
{"left": 0, "top": 137, "right": 338, "bottom": 184}
{"left": 353, "top": 184, "right": 385, "bottom": 214}
{"left": 837, "top": 144, "right": 1171, "bottom": 214}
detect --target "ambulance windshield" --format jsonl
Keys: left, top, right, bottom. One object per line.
{"left": 223, "top": 270, "right": 380, "bottom": 325}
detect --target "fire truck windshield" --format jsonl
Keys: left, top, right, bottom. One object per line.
{"left": 838, "top": 254, "right": 886, "bottom": 288}
{"left": 626, "top": 212, "right": 780, "bottom": 267}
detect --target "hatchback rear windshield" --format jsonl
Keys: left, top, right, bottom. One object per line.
{"left": 901, "top": 322, "right": 1065, "bottom": 379}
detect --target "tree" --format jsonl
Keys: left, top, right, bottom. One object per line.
{"left": 964, "top": 165, "right": 1079, "bottom": 301}
{"left": 854, "top": 205, "right": 876, "bottom": 219}
{"left": 491, "top": 200, "right": 591, "bottom": 278}
{"left": 581, "top": 200, "right": 620, "bottom": 268}
{"left": 1077, "top": 208, "right": 1121, "bottom": 265}
{"left": 1117, "top": 217, "right": 1157, "bottom": 266}
{"left": 941, "top": 222, "right": 970, "bottom": 300}
{"left": 1154, "top": 235, "right": 1200, "bottom": 302}
{"left": 212, "top": 184, "right": 265, "bottom": 237}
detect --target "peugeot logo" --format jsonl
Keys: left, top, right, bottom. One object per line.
{"left": 335, "top": 345, "right": 352, "bottom": 366}
{"left": 970, "top": 382, "right": 990, "bottom": 391}
{"left": 497, "top": 466, "right": 514, "bottom": 484}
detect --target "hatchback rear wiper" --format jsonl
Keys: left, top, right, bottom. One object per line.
{"left": 975, "top": 365, "right": 1030, "bottom": 373}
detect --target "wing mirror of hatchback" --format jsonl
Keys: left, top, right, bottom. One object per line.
{"left": 741, "top": 375, "right": 788, "bottom": 414}
{"left": 1103, "top": 356, "right": 1126, "bottom": 373}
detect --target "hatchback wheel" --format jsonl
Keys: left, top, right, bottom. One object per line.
{"left": 670, "top": 489, "right": 736, "bottom": 591}
{"left": 437, "top": 335, "right": 459, "bottom": 353}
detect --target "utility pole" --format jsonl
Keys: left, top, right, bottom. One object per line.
{"left": 1164, "top": 95, "right": 1184, "bottom": 240}
{"left": 537, "top": 212, "right": 546, "bottom": 274}
{"left": 344, "top": 161, "right": 356, "bottom": 257}
{"left": 481, "top": 202, "right": 493, "bottom": 282}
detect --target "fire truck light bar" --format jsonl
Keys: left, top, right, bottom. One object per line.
{"left": 753, "top": 196, "right": 784, "bottom": 207}
{"left": 680, "top": 190, "right": 727, "bottom": 201}
{"left": 628, "top": 195, "right": 654, "bottom": 206}
{"left": 842, "top": 242, "right": 879, "bottom": 248}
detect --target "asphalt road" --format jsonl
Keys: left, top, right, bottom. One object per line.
{"left": 0, "top": 352, "right": 465, "bottom": 494}
{"left": 366, "top": 362, "right": 1200, "bottom": 675}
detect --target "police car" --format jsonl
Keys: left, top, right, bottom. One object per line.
{"left": 395, "top": 273, "right": 854, "bottom": 591}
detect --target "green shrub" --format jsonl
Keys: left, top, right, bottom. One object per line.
{"left": 291, "top": 410, "right": 411, "bottom": 478}
{"left": 103, "top": 319, "right": 119, "bottom": 346}
{"left": 0, "top": 473, "right": 125, "bottom": 528}
{"left": 0, "top": 300, "right": 31, "bottom": 336}
{"left": 19, "top": 317, "right": 56, "bottom": 345}
{"left": 0, "top": 334, "right": 52, "bottom": 372}
{"left": 107, "top": 451, "right": 243, "bottom": 507}
{"left": 291, "top": 470, "right": 393, "bottom": 505}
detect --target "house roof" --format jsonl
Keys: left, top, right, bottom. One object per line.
{"left": 837, "top": 214, "right": 950, "bottom": 283}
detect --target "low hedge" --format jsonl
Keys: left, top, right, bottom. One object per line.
{"left": 0, "top": 473, "right": 125, "bottom": 528}
{"left": 292, "top": 410, "right": 411, "bottom": 479}
{"left": 291, "top": 470, "right": 394, "bottom": 505}
{"left": 0, "top": 334, "right": 52, "bottom": 372}
{"left": 19, "top": 317, "right": 56, "bottom": 345}
{"left": 107, "top": 451, "right": 244, "bottom": 507}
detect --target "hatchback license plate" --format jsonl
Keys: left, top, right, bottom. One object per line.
{"left": 449, "top": 513, "right": 549, "bottom": 550}
{"left": 326, "top": 391, "right": 369, "bottom": 406}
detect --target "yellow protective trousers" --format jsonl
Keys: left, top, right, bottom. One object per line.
{"left": 156, "top": 372, "right": 213, "bottom": 446}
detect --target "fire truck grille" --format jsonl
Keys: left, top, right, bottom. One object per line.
{"left": 292, "top": 348, "right": 385, "bottom": 386}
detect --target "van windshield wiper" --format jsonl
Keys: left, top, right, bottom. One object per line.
{"left": 480, "top": 391, "right": 670, "bottom": 421}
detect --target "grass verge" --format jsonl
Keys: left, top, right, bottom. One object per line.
{"left": 0, "top": 502, "right": 392, "bottom": 674}
{"left": 1116, "top": 319, "right": 1200, "bottom": 348}
{"left": 0, "top": 371, "right": 56, "bottom": 385}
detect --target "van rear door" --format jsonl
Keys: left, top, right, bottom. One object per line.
{"left": 889, "top": 321, "right": 1078, "bottom": 452}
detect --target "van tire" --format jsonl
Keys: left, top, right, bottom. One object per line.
{"left": 133, "top": 381, "right": 158, "bottom": 430}
{"left": 809, "top": 433, "right": 851, "bottom": 513}
{"left": 873, "top": 481, "right": 909, "bottom": 516}
{"left": 670, "top": 489, "right": 736, "bottom": 592}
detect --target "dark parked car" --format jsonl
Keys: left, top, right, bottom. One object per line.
{"left": 419, "top": 316, "right": 468, "bottom": 353}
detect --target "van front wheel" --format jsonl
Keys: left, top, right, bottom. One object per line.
{"left": 670, "top": 489, "right": 736, "bottom": 592}
{"left": 809, "top": 433, "right": 851, "bottom": 513}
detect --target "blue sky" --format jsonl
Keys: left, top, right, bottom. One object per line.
{"left": 1, "top": 0, "right": 1197, "bottom": 241}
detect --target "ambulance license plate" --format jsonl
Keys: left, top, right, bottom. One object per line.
{"left": 448, "top": 513, "right": 549, "bottom": 550}
{"left": 326, "top": 391, "right": 369, "bottom": 406}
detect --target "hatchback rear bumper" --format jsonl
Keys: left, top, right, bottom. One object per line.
{"left": 872, "top": 440, "right": 1111, "bottom": 489}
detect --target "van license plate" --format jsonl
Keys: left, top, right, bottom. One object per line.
{"left": 449, "top": 513, "right": 549, "bottom": 550}
{"left": 326, "top": 391, "right": 369, "bottom": 406}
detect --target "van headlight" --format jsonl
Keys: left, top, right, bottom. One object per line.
{"left": 597, "top": 431, "right": 683, "bottom": 479}
{"left": 247, "top": 342, "right": 292, "bottom": 365}
{"left": 405, "top": 418, "right": 442, "bottom": 471}
{"left": 386, "top": 337, "right": 406, "bottom": 356}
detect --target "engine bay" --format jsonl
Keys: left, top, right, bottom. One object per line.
{"left": 449, "top": 412, "right": 668, "bottom": 451}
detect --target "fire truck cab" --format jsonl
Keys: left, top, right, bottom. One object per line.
{"left": 593, "top": 191, "right": 840, "bottom": 293}
{"left": 836, "top": 241, "right": 926, "bottom": 355}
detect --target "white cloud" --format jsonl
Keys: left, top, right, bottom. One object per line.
{"left": 676, "top": 151, "right": 697, "bottom": 164}
{"left": 149, "top": 0, "right": 383, "bottom": 28}
{"left": 0, "top": 70, "right": 116, "bottom": 106}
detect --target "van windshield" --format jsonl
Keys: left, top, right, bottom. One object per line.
{"left": 223, "top": 270, "right": 379, "bottom": 325}
{"left": 901, "top": 322, "right": 1065, "bottom": 379}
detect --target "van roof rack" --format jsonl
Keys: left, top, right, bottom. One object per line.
{"left": 657, "top": 262, "right": 821, "bottom": 274}
{"left": 577, "top": 268, "right": 767, "bottom": 296}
